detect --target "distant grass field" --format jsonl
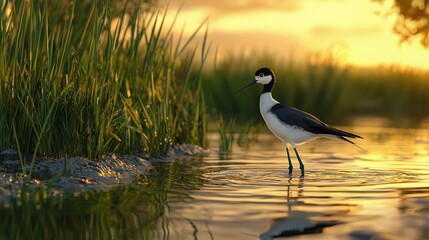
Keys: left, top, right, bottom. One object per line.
{"left": 203, "top": 51, "right": 429, "bottom": 125}
{"left": 0, "top": 0, "right": 208, "bottom": 159}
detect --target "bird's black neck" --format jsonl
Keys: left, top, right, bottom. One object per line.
{"left": 262, "top": 80, "right": 275, "bottom": 93}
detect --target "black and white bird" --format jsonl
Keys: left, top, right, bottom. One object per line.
{"left": 235, "top": 67, "right": 362, "bottom": 176}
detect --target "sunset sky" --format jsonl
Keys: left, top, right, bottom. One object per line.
{"left": 161, "top": 0, "right": 429, "bottom": 70}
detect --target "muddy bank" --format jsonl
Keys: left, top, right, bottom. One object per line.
{"left": 0, "top": 144, "right": 208, "bottom": 197}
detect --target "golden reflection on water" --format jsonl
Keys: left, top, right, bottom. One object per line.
{"left": 162, "top": 122, "right": 429, "bottom": 239}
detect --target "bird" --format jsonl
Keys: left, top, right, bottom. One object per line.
{"left": 235, "top": 67, "right": 362, "bottom": 176}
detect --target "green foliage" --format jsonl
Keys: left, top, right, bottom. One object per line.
{"left": 236, "top": 120, "right": 259, "bottom": 148}
{"left": 0, "top": 0, "right": 208, "bottom": 159}
{"left": 217, "top": 115, "right": 235, "bottom": 152}
{"left": 375, "top": 0, "right": 429, "bottom": 47}
{"left": 204, "top": 50, "right": 429, "bottom": 124}
{"left": 301, "top": 51, "right": 350, "bottom": 117}
{"left": 203, "top": 51, "right": 280, "bottom": 123}
{"left": 344, "top": 66, "right": 429, "bottom": 118}
{"left": 203, "top": 50, "right": 348, "bottom": 123}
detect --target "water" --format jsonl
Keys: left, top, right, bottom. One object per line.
{"left": 2, "top": 123, "right": 429, "bottom": 239}
{"left": 154, "top": 125, "right": 429, "bottom": 240}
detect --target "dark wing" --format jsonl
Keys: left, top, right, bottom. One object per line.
{"left": 270, "top": 104, "right": 362, "bottom": 139}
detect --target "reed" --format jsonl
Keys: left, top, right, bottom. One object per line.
{"left": 203, "top": 50, "right": 429, "bottom": 124}
{"left": 236, "top": 120, "right": 260, "bottom": 148}
{"left": 217, "top": 115, "right": 235, "bottom": 152}
{"left": 0, "top": 0, "right": 209, "bottom": 160}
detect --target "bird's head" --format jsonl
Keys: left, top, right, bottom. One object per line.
{"left": 235, "top": 67, "right": 275, "bottom": 94}
{"left": 254, "top": 67, "right": 275, "bottom": 85}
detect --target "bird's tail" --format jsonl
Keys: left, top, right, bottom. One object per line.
{"left": 338, "top": 136, "right": 364, "bottom": 150}
{"left": 329, "top": 127, "right": 363, "bottom": 140}
{"left": 324, "top": 126, "right": 363, "bottom": 149}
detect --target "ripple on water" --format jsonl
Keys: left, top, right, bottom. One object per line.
{"left": 160, "top": 126, "right": 429, "bottom": 240}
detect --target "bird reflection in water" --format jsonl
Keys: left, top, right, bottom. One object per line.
{"left": 259, "top": 177, "right": 349, "bottom": 240}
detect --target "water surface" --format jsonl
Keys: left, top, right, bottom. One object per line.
{"left": 156, "top": 125, "right": 429, "bottom": 239}
{"left": 2, "top": 124, "right": 429, "bottom": 240}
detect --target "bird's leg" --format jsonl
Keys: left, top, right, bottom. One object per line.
{"left": 293, "top": 147, "right": 305, "bottom": 176}
{"left": 286, "top": 147, "right": 293, "bottom": 175}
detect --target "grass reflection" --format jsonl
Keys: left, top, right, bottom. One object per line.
{"left": 0, "top": 186, "right": 160, "bottom": 239}
{"left": 0, "top": 158, "right": 207, "bottom": 239}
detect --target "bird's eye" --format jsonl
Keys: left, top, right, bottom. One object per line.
{"left": 259, "top": 73, "right": 264, "bottom": 77}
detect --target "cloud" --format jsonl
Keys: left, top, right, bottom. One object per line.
{"left": 162, "top": 0, "right": 301, "bottom": 16}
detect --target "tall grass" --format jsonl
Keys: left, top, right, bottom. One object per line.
{"left": 203, "top": 50, "right": 429, "bottom": 124}
{"left": 344, "top": 66, "right": 429, "bottom": 119}
{"left": 0, "top": 0, "right": 209, "bottom": 159}
{"left": 236, "top": 120, "right": 260, "bottom": 148}
{"left": 216, "top": 115, "right": 235, "bottom": 152}
{"left": 203, "top": 50, "right": 347, "bottom": 123}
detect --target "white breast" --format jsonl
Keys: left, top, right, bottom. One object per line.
{"left": 259, "top": 93, "right": 317, "bottom": 147}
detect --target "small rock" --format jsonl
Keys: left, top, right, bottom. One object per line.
{"left": 167, "top": 144, "right": 208, "bottom": 158}
{"left": 0, "top": 149, "right": 19, "bottom": 162}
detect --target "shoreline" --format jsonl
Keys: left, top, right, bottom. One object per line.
{"left": 0, "top": 144, "right": 208, "bottom": 201}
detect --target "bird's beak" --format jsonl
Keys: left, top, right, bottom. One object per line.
{"left": 234, "top": 79, "right": 257, "bottom": 94}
